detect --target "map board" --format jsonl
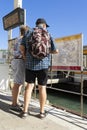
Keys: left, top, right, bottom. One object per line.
{"left": 52, "top": 33, "right": 83, "bottom": 71}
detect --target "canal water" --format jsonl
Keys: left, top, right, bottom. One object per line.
{"left": 34, "top": 86, "right": 87, "bottom": 116}
{"left": 47, "top": 89, "right": 87, "bottom": 114}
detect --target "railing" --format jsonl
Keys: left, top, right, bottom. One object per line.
{"left": 0, "top": 63, "right": 87, "bottom": 118}
{"left": 33, "top": 70, "right": 87, "bottom": 118}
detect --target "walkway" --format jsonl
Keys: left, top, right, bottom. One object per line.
{"left": 0, "top": 90, "right": 87, "bottom": 130}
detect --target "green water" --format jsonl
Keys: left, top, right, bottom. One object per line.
{"left": 34, "top": 89, "right": 87, "bottom": 116}
{"left": 47, "top": 90, "right": 87, "bottom": 114}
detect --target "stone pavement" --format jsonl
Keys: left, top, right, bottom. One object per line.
{"left": 0, "top": 90, "right": 87, "bottom": 130}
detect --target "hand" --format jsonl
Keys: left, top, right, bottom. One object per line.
{"left": 22, "top": 55, "right": 26, "bottom": 60}
{"left": 50, "top": 49, "right": 58, "bottom": 54}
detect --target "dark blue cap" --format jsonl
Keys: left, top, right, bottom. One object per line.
{"left": 36, "top": 18, "right": 49, "bottom": 27}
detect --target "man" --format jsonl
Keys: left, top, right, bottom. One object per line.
{"left": 10, "top": 25, "right": 28, "bottom": 111}
{"left": 20, "top": 18, "right": 58, "bottom": 118}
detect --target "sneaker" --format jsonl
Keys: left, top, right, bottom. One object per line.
{"left": 39, "top": 111, "right": 47, "bottom": 119}
{"left": 19, "top": 111, "right": 28, "bottom": 119}
{"left": 9, "top": 104, "right": 22, "bottom": 112}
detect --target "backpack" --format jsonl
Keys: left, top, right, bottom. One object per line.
{"left": 27, "top": 27, "right": 51, "bottom": 59}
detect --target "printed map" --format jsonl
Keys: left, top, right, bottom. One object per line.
{"left": 52, "top": 34, "right": 83, "bottom": 71}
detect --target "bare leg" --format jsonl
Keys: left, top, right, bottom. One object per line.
{"left": 38, "top": 85, "right": 47, "bottom": 113}
{"left": 12, "top": 83, "right": 21, "bottom": 106}
{"left": 23, "top": 83, "right": 34, "bottom": 112}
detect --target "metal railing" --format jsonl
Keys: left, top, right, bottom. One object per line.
{"left": 33, "top": 70, "right": 87, "bottom": 118}
{"left": 1, "top": 63, "right": 87, "bottom": 118}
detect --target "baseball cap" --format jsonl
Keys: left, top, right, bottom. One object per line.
{"left": 36, "top": 18, "right": 49, "bottom": 27}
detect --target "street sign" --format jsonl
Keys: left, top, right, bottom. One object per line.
{"left": 3, "top": 7, "right": 24, "bottom": 30}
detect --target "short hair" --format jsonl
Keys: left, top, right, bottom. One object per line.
{"left": 20, "top": 25, "right": 27, "bottom": 36}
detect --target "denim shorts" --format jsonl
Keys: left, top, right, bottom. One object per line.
{"left": 25, "top": 69, "right": 48, "bottom": 85}
{"left": 11, "top": 59, "right": 25, "bottom": 85}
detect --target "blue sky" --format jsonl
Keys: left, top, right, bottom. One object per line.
{"left": 0, "top": 0, "right": 87, "bottom": 49}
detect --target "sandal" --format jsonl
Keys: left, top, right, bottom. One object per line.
{"left": 19, "top": 111, "right": 28, "bottom": 119}
{"left": 39, "top": 111, "right": 47, "bottom": 119}
{"left": 17, "top": 103, "right": 23, "bottom": 107}
{"left": 9, "top": 104, "right": 22, "bottom": 112}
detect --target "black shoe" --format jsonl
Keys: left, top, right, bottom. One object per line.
{"left": 19, "top": 111, "right": 28, "bottom": 119}
{"left": 9, "top": 104, "right": 22, "bottom": 112}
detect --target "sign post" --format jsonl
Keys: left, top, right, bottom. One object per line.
{"left": 14, "top": 0, "right": 22, "bottom": 9}
{"left": 14, "top": 0, "right": 26, "bottom": 25}
{"left": 7, "top": 0, "right": 23, "bottom": 89}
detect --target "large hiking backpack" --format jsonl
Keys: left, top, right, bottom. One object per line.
{"left": 27, "top": 27, "right": 51, "bottom": 59}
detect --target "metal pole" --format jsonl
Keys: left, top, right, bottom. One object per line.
{"left": 14, "top": 0, "right": 26, "bottom": 95}
{"left": 80, "top": 34, "right": 84, "bottom": 117}
{"left": 14, "top": 0, "right": 26, "bottom": 25}
{"left": 8, "top": 30, "right": 12, "bottom": 40}
{"left": 80, "top": 71, "right": 83, "bottom": 117}
{"left": 24, "top": 9, "right": 26, "bottom": 25}
{"left": 14, "top": 0, "right": 22, "bottom": 9}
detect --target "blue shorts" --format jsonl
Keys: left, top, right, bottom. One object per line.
{"left": 11, "top": 59, "right": 25, "bottom": 85}
{"left": 25, "top": 69, "right": 48, "bottom": 85}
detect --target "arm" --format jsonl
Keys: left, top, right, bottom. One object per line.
{"left": 20, "top": 28, "right": 33, "bottom": 59}
{"left": 50, "top": 49, "right": 58, "bottom": 54}
{"left": 20, "top": 36, "right": 26, "bottom": 60}
{"left": 20, "top": 45, "right": 26, "bottom": 60}
{"left": 50, "top": 36, "right": 58, "bottom": 54}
